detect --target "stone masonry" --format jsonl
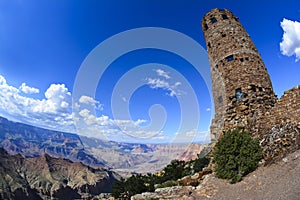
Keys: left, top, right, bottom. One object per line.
{"left": 202, "top": 8, "right": 300, "bottom": 162}
{"left": 202, "top": 8, "right": 277, "bottom": 141}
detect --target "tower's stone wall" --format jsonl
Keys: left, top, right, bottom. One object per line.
{"left": 202, "top": 8, "right": 300, "bottom": 163}
{"left": 264, "top": 86, "right": 300, "bottom": 127}
{"left": 259, "top": 86, "right": 300, "bottom": 163}
{"left": 202, "top": 8, "right": 277, "bottom": 141}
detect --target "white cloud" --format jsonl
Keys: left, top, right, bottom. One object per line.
{"left": 19, "top": 83, "right": 39, "bottom": 94}
{"left": 156, "top": 69, "right": 170, "bottom": 79}
{"left": 79, "top": 95, "right": 97, "bottom": 105}
{"left": 206, "top": 108, "right": 211, "bottom": 112}
{"left": 33, "top": 83, "right": 71, "bottom": 114}
{"left": 0, "top": 75, "right": 74, "bottom": 132}
{"left": 76, "top": 108, "right": 156, "bottom": 139}
{"left": 146, "top": 78, "right": 182, "bottom": 97}
{"left": 79, "top": 95, "right": 102, "bottom": 110}
{"left": 280, "top": 18, "right": 300, "bottom": 62}
{"left": 0, "top": 74, "right": 170, "bottom": 142}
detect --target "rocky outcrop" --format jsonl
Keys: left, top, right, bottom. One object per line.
{"left": 0, "top": 116, "right": 106, "bottom": 168}
{"left": 0, "top": 148, "right": 118, "bottom": 199}
{"left": 132, "top": 186, "right": 196, "bottom": 200}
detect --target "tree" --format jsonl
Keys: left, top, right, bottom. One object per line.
{"left": 193, "top": 156, "right": 210, "bottom": 172}
{"left": 111, "top": 178, "right": 126, "bottom": 199}
{"left": 213, "top": 127, "right": 262, "bottom": 183}
{"left": 162, "top": 160, "right": 185, "bottom": 182}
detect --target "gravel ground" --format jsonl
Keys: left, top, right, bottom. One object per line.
{"left": 194, "top": 149, "right": 300, "bottom": 200}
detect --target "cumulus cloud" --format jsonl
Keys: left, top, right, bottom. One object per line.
{"left": 79, "top": 95, "right": 97, "bottom": 105}
{"left": 33, "top": 83, "right": 71, "bottom": 114}
{"left": 0, "top": 75, "right": 74, "bottom": 132}
{"left": 0, "top": 74, "right": 163, "bottom": 142}
{"left": 19, "top": 83, "right": 39, "bottom": 94}
{"left": 76, "top": 107, "right": 156, "bottom": 139}
{"left": 280, "top": 18, "right": 300, "bottom": 62}
{"left": 79, "top": 95, "right": 102, "bottom": 110}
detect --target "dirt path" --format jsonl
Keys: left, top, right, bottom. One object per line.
{"left": 194, "top": 149, "right": 300, "bottom": 200}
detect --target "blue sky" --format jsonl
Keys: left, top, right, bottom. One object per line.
{"left": 0, "top": 0, "right": 299, "bottom": 143}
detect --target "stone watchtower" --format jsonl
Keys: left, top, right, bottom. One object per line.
{"left": 202, "top": 8, "right": 277, "bottom": 142}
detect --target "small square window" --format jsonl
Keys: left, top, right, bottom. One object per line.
{"left": 226, "top": 55, "right": 234, "bottom": 62}
{"left": 210, "top": 17, "right": 217, "bottom": 24}
{"left": 236, "top": 88, "right": 243, "bottom": 100}
{"left": 250, "top": 85, "right": 256, "bottom": 92}
{"left": 218, "top": 96, "right": 223, "bottom": 103}
{"left": 222, "top": 14, "right": 228, "bottom": 20}
{"left": 204, "top": 23, "right": 208, "bottom": 30}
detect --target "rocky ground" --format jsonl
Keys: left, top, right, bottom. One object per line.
{"left": 132, "top": 149, "right": 300, "bottom": 200}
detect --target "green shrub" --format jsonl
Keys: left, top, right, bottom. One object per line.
{"left": 193, "top": 156, "right": 210, "bottom": 172}
{"left": 155, "top": 180, "right": 178, "bottom": 189}
{"left": 213, "top": 127, "right": 262, "bottom": 183}
{"left": 160, "top": 160, "right": 185, "bottom": 182}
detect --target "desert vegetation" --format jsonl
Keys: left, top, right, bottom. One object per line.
{"left": 213, "top": 127, "right": 262, "bottom": 183}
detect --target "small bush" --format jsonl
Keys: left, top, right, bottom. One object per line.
{"left": 213, "top": 127, "right": 262, "bottom": 183}
{"left": 193, "top": 156, "right": 210, "bottom": 172}
{"left": 155, "top": 180, "right": 178, "bottom": 189}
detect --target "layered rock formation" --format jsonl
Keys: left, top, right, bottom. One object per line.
{"left": 0, "top": 116, "right": 106, "bottom": 168}
{"left": 0, "top": 148, "right": 118, "bottom": 199}
{"left": 0, "top": 116, "right": 203, "bottom": 177}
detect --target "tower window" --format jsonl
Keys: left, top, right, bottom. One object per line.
{"left": 219, "top": 8, "right": 225, "bottom": 12}
{"left": 235, "top": 88, "right": 243, "bottom": 100}
{"left": 207, "top": 42, "right": 211, "bottom": 48}
{"left": 240, "top": 58, "right": 244, "bottom": 62}
{"left": 226, "top": 55, "right": 234, "bottom": 62}
{"left": 250, "top": 85, "right": 256, "bottom": 92}
{"left": 218, "top": 96, "right": 223, "bottom": 103}
{"left": 210, "top": 17, "right": 217, "bottom": 24}
{"left": 222, "top": 14, "right": 228, "bottom": 20}
{"left": 204, "top": 23, "right": 208, "bottom": 30}
{"left": 222, "top": 33, "right": 226, "bottom": 37}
